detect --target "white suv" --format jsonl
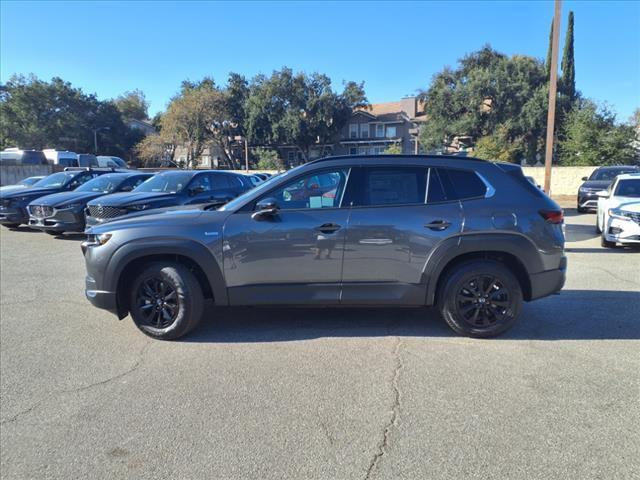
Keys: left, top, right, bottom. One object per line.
{"left": 596, "top": 173, "right": 640, "bottom": 248}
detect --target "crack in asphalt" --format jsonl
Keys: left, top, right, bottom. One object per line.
{"left": 593, "top": 267, "right": 640, "bottom": 287}
{"left": 0, "top": 340, "right": 151, "bottom": 426}
{"left": 364, "top": 336, "right": 404, "bottom": 480}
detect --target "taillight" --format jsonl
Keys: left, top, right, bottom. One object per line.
{"left": 539, "top": 209, "right": 564, "bottom": 224}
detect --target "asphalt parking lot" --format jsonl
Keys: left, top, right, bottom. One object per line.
{"left": 1, "top": 211, "right": 639, "bottom": 480}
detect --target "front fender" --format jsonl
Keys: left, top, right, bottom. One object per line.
{"left": 106, "top": 237, "right": 228, "bottom": 306}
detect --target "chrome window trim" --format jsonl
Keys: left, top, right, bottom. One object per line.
{"left": 477, "top": 172, "right": 496, "bottom": 198}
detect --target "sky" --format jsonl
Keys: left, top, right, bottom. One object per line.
{"left": 1, "top": 0, "right": 639, "bottom": 120}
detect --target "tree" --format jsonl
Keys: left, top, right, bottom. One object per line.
{"left": 114, "top": 89, "right": 149, "bottom": 121}
{"left": 0, "top": 74, "right": 141, "bottom": 157}
{"left": 545, "top": 20, "right": 554, "bottom": 80}
{"left": 135, "top": 134, "right": 171, "bottom": 167}
{"left": 418, "top": 46, "right": 548, "bottom": 163}
{"left": 558, "top": 100, "right": 636, "bottom": 166}
{"left": 560, "top": 11, "right": 576, "bottom": 102}
{"left": 253, "top": 147, "right": 284, "bottom": 170}
{"left": 383, "top": 143, "right": 402, "bottom": 154}
{"left": 245, "top": 68, "right": 368, "bottom": 163}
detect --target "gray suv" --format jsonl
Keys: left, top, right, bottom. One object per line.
{"left": 82, "top": 155, "right": 566, "bottom": 340}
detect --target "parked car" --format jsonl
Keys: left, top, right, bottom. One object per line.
{"left": 0, "top": 176, "right": 45, "bottom": 194}
{"left": 0, "top": 149, "right": 48, "bottom": 165}
{"left": 595, "top": 173, "right": 640, "bottom": 247}
{"left": 0, "top": 169, "right": 113, "bottom": 228}
{"left": 27, "top": 171, "right": 153, "bottom": 234}
{"left": 85, "top": 170, "right": 253, "bottom": 227}
{"left": 246, "top": 174, "right": 264, "bottom": 187}
{"left": 82, "top": 155, "right": 566, "bottom": 340}
{"left": 43, "top": 149, "right": 78, "bottom": 167}
{"left": 78, "top": 154, "right": 99, "bottom": 167}
{"left": 577, "top": 165, "right": 640, "bottom": 212}
{"left": 97, "top": 156, "right": 128, "bottom": 168}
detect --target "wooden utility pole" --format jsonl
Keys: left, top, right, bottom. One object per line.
{"left": 544, "top": 0, "right": 562, "bottom": 194}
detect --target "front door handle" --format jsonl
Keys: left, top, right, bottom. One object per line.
{"left": 424, "top": 220, "right": 451, "bottom": 231}
{"left": 314, "top": 223, "right": 341, "bottom": 234}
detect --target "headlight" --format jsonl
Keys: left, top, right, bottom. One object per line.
{"left": 85, "top": 233, "right": 112, "bottom": 246}
{"left": 129, "top": 204, "right": 149, "bottom": 211}
{"left": 608, "top": 208, "right": 631, "bottom": 221}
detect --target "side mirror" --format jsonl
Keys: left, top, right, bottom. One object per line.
{"left": 251, "top": 197, "right": 279, "bottom": 220}
{"left": 595, "top": 190, "right": 609, "bottom": 198}
{"left": 581, "top": 176, "right": 588, "bottom": 181}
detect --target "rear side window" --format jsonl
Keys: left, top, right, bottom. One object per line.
{"left": 437, "top": 168, "right": 487, "bottom": 200}
{"left": 362, "top": 167, "right": 427, "bottom": 206}
{"left": 426, "top": 168, "right": 449, "bottom": 203}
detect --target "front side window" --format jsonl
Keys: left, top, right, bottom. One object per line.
{"left": 261, "top": 168, "right": 350, "bottom": 210}
{"left": 134, "top": 173, "right": 193, "bottom": 193}
{"left": 362, "top": 167, "right": 428, "bottom": 206}
{"left": 189, "top": 175, "right": 212, "bottom": 192}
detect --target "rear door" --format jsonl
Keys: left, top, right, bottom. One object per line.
{"left": 340, "top": 165, "right": 463, "bottom": 305}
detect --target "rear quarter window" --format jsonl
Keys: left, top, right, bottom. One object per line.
{"left": 437, "top": 168, "right": 487, "bottom": 200}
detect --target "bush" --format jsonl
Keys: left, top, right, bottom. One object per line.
{"left": 254, "top": 147, "right": 284, "bottom": 170}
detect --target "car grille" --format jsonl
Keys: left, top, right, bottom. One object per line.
{"left": 87, "top": 205, "right": 126, "bottom": 219}
{"left": 29, "top": 205, "right": 54, "bottom": 218}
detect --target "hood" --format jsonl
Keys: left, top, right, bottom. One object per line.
{"left": 618, "top": 201, "right": 640, "bottom": 213}
{"left": 87, "top": 191, "right": 178, "bottom": 208}
{"left": 610, "top": 197, "right": 640, "bottom": 209}
{"left": 0, "top": 185, "right": 29, "bottom": 194}
{"left": 29, "top": 190, "right": 106, "bottom": 207}
{"left": 0, "top": 186, "right": 62, "bottom": 201}
{"left": 87, "top": 208, "right": 231, "bottom": 235}
{"left": 580, "top": 180, "right": 611, "bottom": 190}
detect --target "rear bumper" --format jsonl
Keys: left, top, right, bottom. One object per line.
{"left": 529, "top": 256, "right": 567, "bottom": 300}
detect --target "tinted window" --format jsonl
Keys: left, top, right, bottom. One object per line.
{"left": 33, "top": 172, "right": 76, "bottom": 188}
{"left": 189, "top": 174, "right": 212, "bottom": 192}
{"left": 614, "top": 179, "right": 640, "bottom": 197}
{"left": 438, "top": 168, "right": 486, "bottom": 200}
{"left": 76, "top": 174, "right": 124, "bottom": 193}
{"left": 263, "top": 169, "right": 349, "bottom": 210}
{"left": 589, "top": 168, "right": 638, "bottom": 181}
{"left": 134, "top": 172, "right": 193, "bottom": 193}
{"left": 211, "top": 174, "right": 232, "bottom": 189}
{"left": 362, "top": 167, "right": 427, "bottom": 206}
{"left": 426, "top": 168, "right": 448, "bottom": 203}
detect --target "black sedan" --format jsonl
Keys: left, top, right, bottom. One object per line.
{"left": 85, "top": 170, "right": 253, "bottom": 227}
{"left": 577, "top": 165, "right": 640, "bottom": 212}
{"left": 27, "top": 172, "right": 154, "bottom": 234}
{"left": 0, "top": 169, "right": 114, "bottom": 228}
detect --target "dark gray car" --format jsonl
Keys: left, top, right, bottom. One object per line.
{"left": 82, "top": 155, "right": 566, "bottom": 340}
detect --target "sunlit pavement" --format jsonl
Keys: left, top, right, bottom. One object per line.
{"left": 1, "top": 211, "right": 638, "bottom": 480}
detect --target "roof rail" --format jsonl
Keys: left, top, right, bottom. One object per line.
{"left": 307, "top": 153, "right": 488, "bottom": 165}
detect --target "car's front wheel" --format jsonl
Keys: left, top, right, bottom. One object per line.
{"left": 601, "top": 234, "right": 616, "bottom": 249}
{"left": 129, "top": 262, "right": 204, "bottom": 340}
{"left": 438, "top": 260, "right": 523, "bottom": 338}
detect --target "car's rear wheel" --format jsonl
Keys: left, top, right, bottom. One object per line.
{"left": 129, "top": 262, "right": 204, "bottom": 340}
{"left": 438, "top": 260, "right": 522, "bottom": 338}
{"left": 45, "top": 230, "right": 60, "bottom": 236}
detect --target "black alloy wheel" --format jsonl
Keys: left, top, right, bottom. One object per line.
{"left": 455, "top": 276, "right": 511, "bottom": 328}
{"left": 135, "top": 277, "right": 179, "bottom": 329}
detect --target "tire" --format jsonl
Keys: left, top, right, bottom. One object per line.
{"left": 596, "top": 215, "right": 602, "bottom": 234}
{"left": 601, "top": 235, "right": 616, "bottom": 248}
{"left": 45, "top": 230, "right": 61, "bottom": 236}
{"left": 2, "top": 223, "right": 20, "bottom": 229}
{"left": 438, "top": 260, "right": 523, "bottom": 338}
{"left": 577, "top": 206, "right": 586, "bottom": 213}
{"left": 129, "top": 262, "right": 204, "bottom": 340}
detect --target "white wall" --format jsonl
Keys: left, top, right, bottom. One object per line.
{"left": 522, "top": 166, "right": 598, "bottom": 196}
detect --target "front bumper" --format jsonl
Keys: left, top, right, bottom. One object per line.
{"left": 529, "top": 256, "right": 567, "bottom": 300}
{"left": 28, "top": 207, "right": 85, "bottom": 232}
{"left": 577, "top": 192, "right": 599, "bottom": 210}
{"left": 85, "top": 275, "right": 118, "bottom": 314}
{"left": 603, "top": 217, "right": 640, "bottom": 245}
{"left": 0, "top": 206, "right": 28, "bottom": 225}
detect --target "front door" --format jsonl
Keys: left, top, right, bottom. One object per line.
{"left": 340, "top": 166, "right": 463, "bottom": 305}
{"left": 222, "top": 167, "right": 352, "bottom": 305}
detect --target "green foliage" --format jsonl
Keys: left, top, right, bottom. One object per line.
{"left": 114, "top": 89, "right": 149, "bottom": 121}
{"left": 253, "top": 147, "right": 284, "bottom": 170}
{"left": 418, "top": 46, "right": 548, "bottom": 163}
{"left": 383, "top": 143, "right": 402, "bottom": 154}
{"left": 558, "top": 101, "right": 636, "bottom": 166}
{"left": 473, "top": 127, "right": 522, "bottom": 163}
{"left": 545, "top": 20, "right": 553, "bottom": 80}
{"left": 245, "top": 68, "right": 368, "bottom": 163}
{"left": 560, "top": 11, "right": 576, "bottom": 102}
{"left": 0, "top": 74, "right": 142, "bottom": 157}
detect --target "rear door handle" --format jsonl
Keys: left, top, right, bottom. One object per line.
{"left": 424, "top": 220, "right": 451, "bottom": 231}
{"left": 314, "top": 223, "right": 341, "bottom": 234}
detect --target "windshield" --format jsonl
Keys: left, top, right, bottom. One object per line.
{"left": 134, "top": 172, "right": 193, "bottom": 193}
{"left": 218, "top": 169, "right": 294, "bottom": 211}
{"left": 589, "top": 168, "right": 638, "bottom": 181}
{"left": 614, "top": 179, "right": 640, "bottom": 198}
{"left": 32, "top": 172, "right": 76, "bottom": 188}
{"left": 20, "top": 177, "right": 41, "bottom": 186}
{"left": 75, "top": 174, "right": 124, "bottom": 193}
